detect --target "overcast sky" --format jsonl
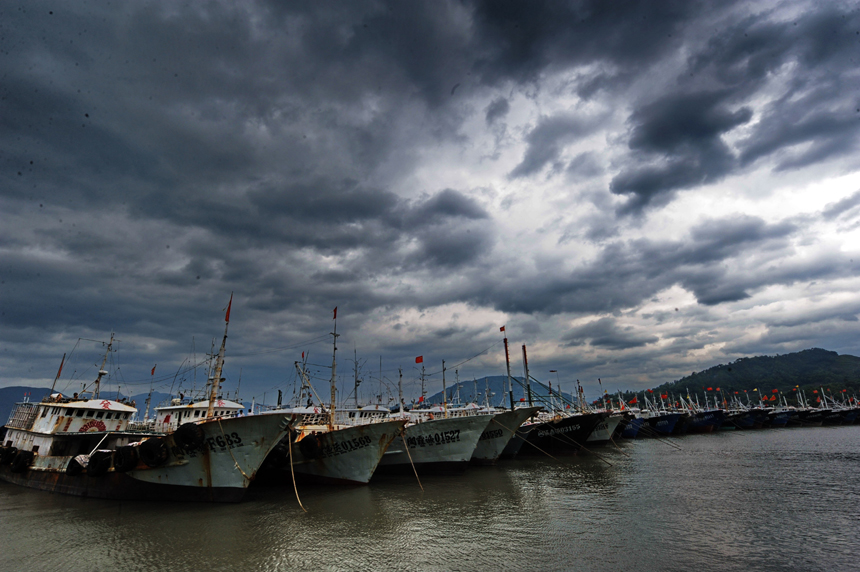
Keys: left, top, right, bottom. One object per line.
{"left": 2, "top": 0, "right": 860, "bottom": 407}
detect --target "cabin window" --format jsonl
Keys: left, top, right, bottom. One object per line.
{"left": 66, "top": 409, "right": 73, "bottom": 416}
{"left": 32, "top": 445, "right": 39, "bottom": 453}
{"left": 104, "top": 412, "right": 112, "bottom": 419}
{"left": 96, "top": 411, "right": 104, "bottom": 419}
{"left": 41, "top": 408, "right": 48, "bottom": 418}
{"left": 194, "top": 411, "right": 201, "bottom": 417}
{"left": 76, "top": 410, "right": 84, "bottom": 417}
{"left": 86, "top": 411, "right": 94, "bottom": 417}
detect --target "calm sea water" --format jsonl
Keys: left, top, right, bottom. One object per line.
{"left": 2, "top": 426, "right": 859, "bottom": 572}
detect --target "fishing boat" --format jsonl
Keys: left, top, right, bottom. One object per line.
{"left": 375, "top": 411, "right": 493, "bottom": 475}
{"left": 586, "top": 413, "right": 624, "bottom": 444}
{"left": 259, "top": 407, "right": 407, "bottom": 485}
{"left": 259, "top": 320, "right": 406, "bottom": 486}
{"left": 0, "top": 303, "right": 296, "bottom": 502}
{"left": 619, "top": 412, "right": 645, "bottom": 438}
{"left": 470, "top": 406, "right": 541, "bottom": 465}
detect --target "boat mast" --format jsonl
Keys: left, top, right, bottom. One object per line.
{"left": 329, "top": 307, "right": 339, "bottom": 431}
{"left": 502, "top": 326, "right": 513, "bottom": 410}
{"left": 94, "top": 334, "right": 114, "bottom": 399}
{"left": 206, "top": 294, "right": 232, "bottom": 418}
{"left": 398, "top": 367, "right": 404, "bottom": 415}
{"left": 49, "top": 353, "right": 66, "bottom": 394}
{"left": 442, "top": 360, "right": 448, "bottom": 417}
{"left": 354, "top": 347, "right": 360, "bottom": 409}
{"left": 522, "top": 344, "right": 532, "bottom": 407}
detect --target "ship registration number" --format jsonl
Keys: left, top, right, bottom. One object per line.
{"left": 173, "top": 432, "right": 244, "bottom": 458}
{"left": 406, "top": 430, "right": 460, "bottom": 448}
{"left": 479, "top": 428, "right": 504, "bottom": 441}
{"left": 320, "top": 435, "right": 372, "bottom": 458}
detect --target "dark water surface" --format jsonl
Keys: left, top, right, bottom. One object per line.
{"left": 2, "top": 426, "right": 859, "bottom": 572}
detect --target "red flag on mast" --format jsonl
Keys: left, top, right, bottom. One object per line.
{"left": 415, "top": 356, "right": 423, "bottom": 364}
{"left": 151, "top": 365, "right": 156, "bottom": 376}
{"left": 333, "top": 307, "right": 337, "bottom": 320}
{"left": 225, "top": 293, "right": 233, "bottom": 322}
{"left": 500, "top": 325, "right": 505, "bottom": 332}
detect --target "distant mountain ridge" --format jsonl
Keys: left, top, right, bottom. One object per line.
{"left": 646, "top": 348, "right": 860, "bottom": 399}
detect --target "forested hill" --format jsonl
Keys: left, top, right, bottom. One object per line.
{"left": 650, "top": 348, "right": 860, "bottom": 397}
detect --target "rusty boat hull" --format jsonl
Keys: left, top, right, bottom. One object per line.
{"left": 0, "top": 414, "right": 294, "bottom": 503}
{"left": 259, "top": 418, "right": 407, "bottom": 485}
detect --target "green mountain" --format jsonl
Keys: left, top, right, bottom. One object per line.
{"left": 645, "top": 348, "right": 860, "bottom": 401}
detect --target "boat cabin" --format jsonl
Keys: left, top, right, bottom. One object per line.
{"left": 3, "top": 397, "right": 138, "bottom": 456}
{"left": 153, "top": 398, "right": 244, "bottom": 431}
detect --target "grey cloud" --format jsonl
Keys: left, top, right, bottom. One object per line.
{"left": 687, "top": 8, "right": 860, "bottom": 172}
{"left": 611, "top": 90, "right": 752, "bottom": 214}
{"left": 509, "top": 114, "right": 602, "bottom": 179}
{"left": 822, "top": 190, "right": 860, "bottom": 221}
{"left": 468, "top": 215, "right": 817, "bottom": 315}
{"left": 562, "top": 317, "right": 658, "bottom": 349}
{"left": 485, "top": 97, "right": 510, "bottom": 125}
{"left": 470, "top": 0, "right": 706, "bottom": 85}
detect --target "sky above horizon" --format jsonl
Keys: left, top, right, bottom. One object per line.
{"left": 2, "top": 0, "right": 860, "bottom": 407}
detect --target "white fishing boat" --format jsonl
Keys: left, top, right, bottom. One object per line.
{"left": 258, "top": 317, "right": 405, "bottom": 485}
{"left": 470, "top": 406, "right": 541, "bottom": 464}
{"left": 0, "top": 298, "right": 296, "bottom": 502}
{"left": 385, "top": 371, "right": 495, "bottom": 473}
{"left": 261, "top": 406, "right": 406, "bottom": 485}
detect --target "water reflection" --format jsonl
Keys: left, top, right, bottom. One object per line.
{"left": 2, "top": 427, "right": 859, "bottom": 572}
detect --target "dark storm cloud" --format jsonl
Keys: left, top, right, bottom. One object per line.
{"left": 562, "top": 317, "right": 658, "bottom": 349}
{"left": 469, "top": 0, "right": 701, "bottom": 85}
{"left": 692, "top": 7, "right": 860, "bottom": 169}
{"left": 610, "top": 90, "right": 752, "bottom": 214}
{"left": 4, "top": 0, "right": 860, "bottom": 395}
{"left": 607, "top": 5, "right": 860, "bottom": 214}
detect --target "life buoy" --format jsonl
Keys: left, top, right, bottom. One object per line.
{"left": 174, "top": 423, "right": 205, "bottom": 451}
{"left": 10, "top": 450, "right": 34, "bottom": 473}
{"left": 113, "top": 445, "right": 139, "bottom": 472}
{"left": 87, "top": 450, "right": 112, "bottom": 477}
{"left": 66, "top": 456, "right": 85, "bottom": 476}
{"left": 139, "top": 437, "right": 169, "bottom": 467}
{"left": 298, "top": 434, "right": 321, "bottom": 459}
